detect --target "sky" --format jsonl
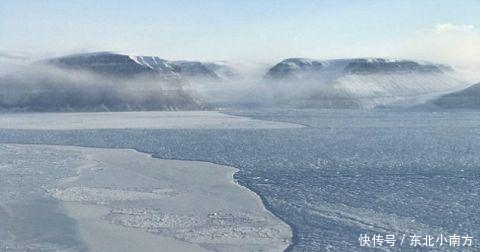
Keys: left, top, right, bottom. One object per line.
{"left": 0, "top": 0, "right": 479, "bottom": 63}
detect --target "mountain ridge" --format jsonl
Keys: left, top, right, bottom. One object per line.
{"left": 46, "top": 52, "right": 236, "bottom": 82}
{"left": 0, "top": 52, "right": 471, "bottom": 111}
{"left": 259, "top": 57, "right": 464, "bottom": 109}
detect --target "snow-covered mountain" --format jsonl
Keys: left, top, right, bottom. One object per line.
{"left": 433, "top": 82, "right": 480, "bottom": 108}
{"left": 47, "top": 52, "right": 182, "bottom": 80}
{"left": 48, "top": 52, "right": 239, "bottom": 82}
{"left": 262, "top": 58, "right": 465, "bottom": 108}
{"left": 0, "top": 52, "right": 205, "bottom": 112}
{"left": 1, "top": 52, "right": 470, "bottom": 111}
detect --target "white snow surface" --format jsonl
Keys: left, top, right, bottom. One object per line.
{"left": 48, "top": 187, "right": 175, "bottom": 203}
{"left": 0, "top": 111, "right": 302, "bottom": 130}
{"left": 0, "top": 144, "right": 292, "bottom": 252}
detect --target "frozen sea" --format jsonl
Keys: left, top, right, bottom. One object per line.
{"left": 0, "top": 110, "right": 479, "bottom": 251}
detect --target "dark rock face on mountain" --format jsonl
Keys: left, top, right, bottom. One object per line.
{"left": 261, "top": 58, "right": 463, "bottom": 109}
{"left": 433, "top": 82, "right": 480, "bottom": 108}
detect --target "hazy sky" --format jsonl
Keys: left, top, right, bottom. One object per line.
{"left": 1, "top": 0, "right": 479, "bottom": 63}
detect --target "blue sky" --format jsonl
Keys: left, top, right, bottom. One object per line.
{"left": 1, "top": 0, "right": 479, "bottom": 62}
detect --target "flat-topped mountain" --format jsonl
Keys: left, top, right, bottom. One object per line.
{"left": 266, "top": 58, "right": 453, "bottom": 80}
{"left": 261, "top": 58, "right": 464, "bottom": 108}
{"left": 47, "top": 52, "right": 182, "bottom": 80}
{"left": 0, "top": 52, "right": 208, "bottom": 112}
{"left": 47, "top": 52, "right": 237, "bottom": 82}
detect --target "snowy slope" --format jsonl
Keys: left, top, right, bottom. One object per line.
{"left": 262, "top": 58, "right": 466, "bottom": 109}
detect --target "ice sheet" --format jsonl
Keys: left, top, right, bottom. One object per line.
{"left": 0, "top": 111, "right": 301, "bottom": 130}
{"left": 0, "top": 144, "right": 291, "bottom": 252}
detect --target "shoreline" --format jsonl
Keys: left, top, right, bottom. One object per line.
{"left": 0, "top": 111, "right": 303, "bottom": 130}
{"left": 2, "top": 143, "right": 292, "bottom": 252}
{"left": 147, "top": 153, "right": 300, "bottom": 252}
